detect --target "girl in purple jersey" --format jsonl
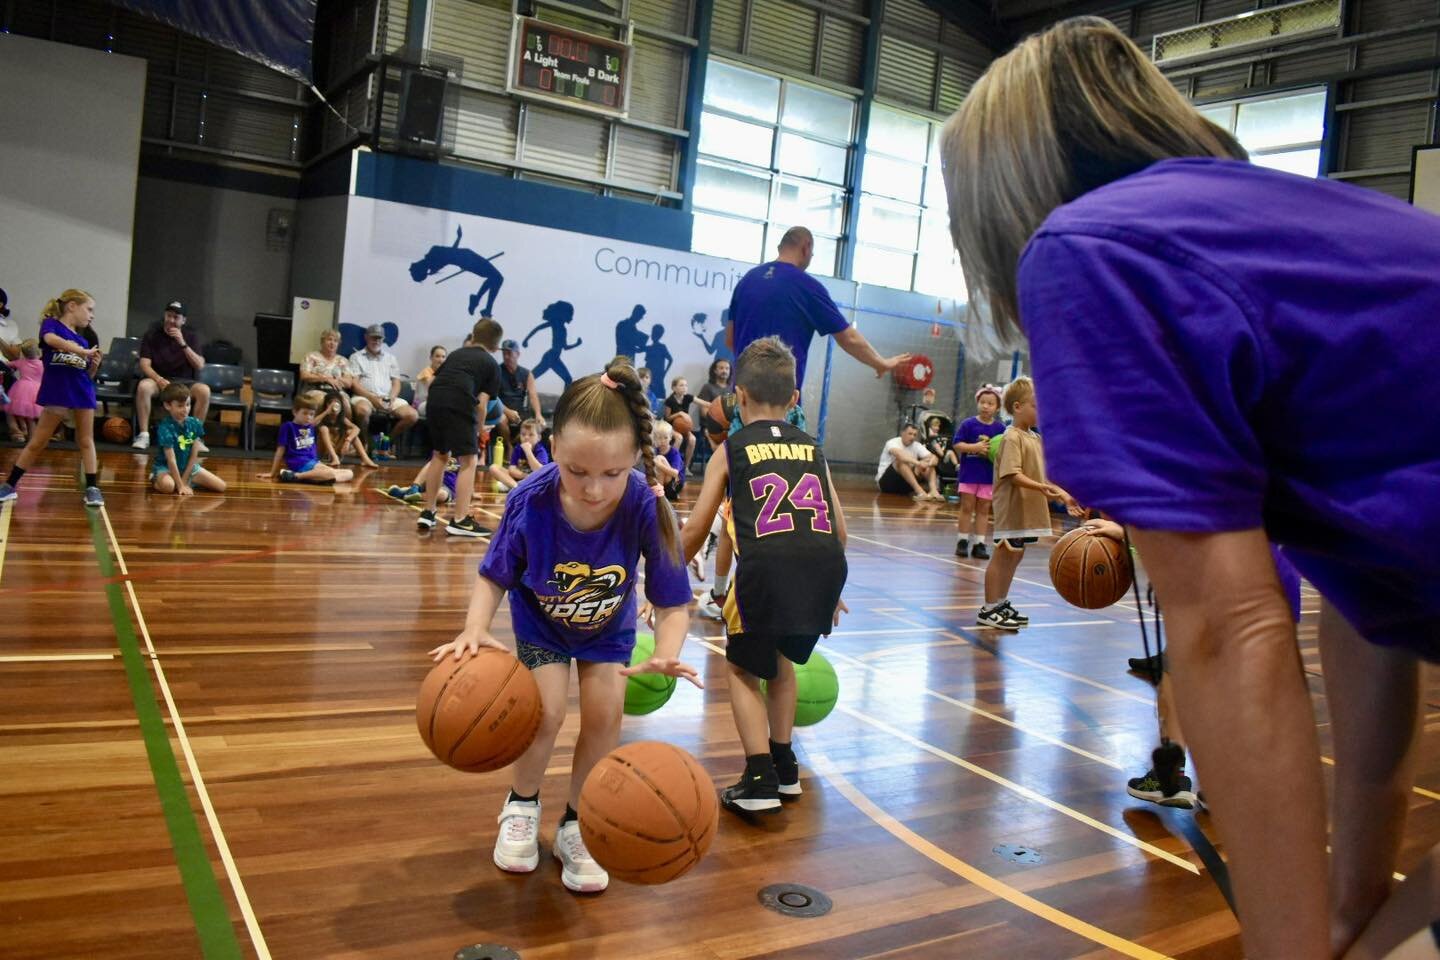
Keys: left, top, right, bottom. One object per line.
{"left": 430, "top": 358, "right": 700, "bottom": 895}
{"left": 0, "top": 290, "right": 104, "bottom": 508}
{"left": 944, "top": 17, "right": 1440, "bottom": 959}
{"left": 951, "top": 384, "right": 1005, "bottom": 559}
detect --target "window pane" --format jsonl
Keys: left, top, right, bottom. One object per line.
{"left": 914, "top": 251, "right": 965, "bottom": 298}
{"left": 782, "top": 83, "right": 853, "bottom": 141}
{"left": 693, "top": 212, "right": 765, "bottom": 263}
{"left": 854, "top": 244, "right": 914, "bottom": 289}
{"left": 765, "top": 224, "right": 837, "bottom": 275}
{"left": 1251, "top": 148, "right": 1322, "bottom": 178}
{"left": 777, "top": 132, "right": 848, "bottom": 183}
{"left": 924, "top": 132, "right": 947, "bottom": 208}
{"left": 693, "top": 163, "right": 771, "bottom": 219}
{"left": 703, "top": 60, "right": 780, "bottom": 123}
{"left": 867, "top": 105, "right": 930, "bottom": 162}
{"left": 1235, "top": 91, "right": 1325, "bottom": 151}
{"left": 772, "top": 179, "right": 845, "bottom": 235}
{"left": 698, "top": 112, "right": 774, "bottom": 167}
{"left": 1197, "top": 104, "right": 1233, "bottom": 131}
{"left": 919, "top": 209, "right": 952, "bottom": 256}
{"left": 862, "top": 153, "right": 924, "bottom": 203}
{"left": 859, "top": 195, "right": 921, "bottom": 250}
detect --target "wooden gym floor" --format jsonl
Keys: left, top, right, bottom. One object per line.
{"left": 4, "top": 450, "right": 1440, "bottom": 960}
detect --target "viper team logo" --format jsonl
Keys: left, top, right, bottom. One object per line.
{"left": 538, "top": 562, "right": 629, "bottom": 629}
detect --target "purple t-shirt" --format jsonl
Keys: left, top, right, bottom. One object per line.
{"left": 276, "top": 420, "right": 320, "bottom": 471}
{"left": 663, "top": 446, "right": 683, "bottom": 475}
{"left": 478, "top": 463, "right": 692, "bottom": 662}
{"left": 728, "top": 261, "right": 849, "bottom": 389}
{"left": 953, "top": 416, "right": 1006, "bottom": 485}
{"left": 1019, "top": 157, "right": 1440, "bottom": 655}
{"left": 508, "top": 442, "right": 552, "bottom": 469}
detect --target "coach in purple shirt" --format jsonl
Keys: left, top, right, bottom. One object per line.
{"left": 944, "top": 17, "right": 1439, "bottom": 960}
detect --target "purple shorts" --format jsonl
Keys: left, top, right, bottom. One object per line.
{"left": 957, "top": 482, "right": 994, "bottom": 500}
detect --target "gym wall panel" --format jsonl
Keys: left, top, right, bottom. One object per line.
{"left": 877, "top": 35, "right": 937, "bottom": 109}
{"left": 631, "top": 0, "right": 694, "bottom": 37}
{"left": 1267, "top": 46, "right": 1350, "bottom": 84}
{"left": 884, "top": 0, "right": 940, "bottom": 39}
{"left": 453, "top": 88, "right": 519, "bottom": 162}
{"left": 712, "top": 0, "right": 746, "bottom": 51}
{"left": 613, "top": 125, "right": 680, "bottom": 190}
{"left": 430, "top": 0, "right": 512, "bottom": 87}
{"left": 1343, "top": 101, "right": 1433, "bottom": 168}
{"left": 750, "top": 0, "right": 820, "bottom": 70}
{"left": 629, "top": 36, "right": 688, "bottom": 127}
{"left": 821, "top": 16, "right": 866, "bottom": 87}
{"left": 522, "top": 104, "right": 610, "bottom": 179}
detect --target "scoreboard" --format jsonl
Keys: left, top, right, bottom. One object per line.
{"left": 508, "top": 17, "right": 632, "bottom": 118}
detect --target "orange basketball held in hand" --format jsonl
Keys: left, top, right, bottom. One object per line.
{"left": 578, "top": 741, "right": 719, "bottom": 885}
{"left": 1049, "top": 527, "right": 1134, "bottom": 609}
{"left": 416, "top": 647, "right": 543, "bottom": 772}
{"left": 102, "top": 417, "right": 133, "bottom": 444}
{"left": 667, "top": 411, "right": 693, "bottom": 437}
{"left": 705, "top": 393, "right": 730, "bottom": 446}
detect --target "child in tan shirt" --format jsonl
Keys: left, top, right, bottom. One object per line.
{"left": 977, "top": 376, "right": 1082, "bottom": 630}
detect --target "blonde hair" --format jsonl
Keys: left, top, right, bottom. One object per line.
{"left": 652, "top": 419, "right": 674, "bottom": 443}
{"left": 294, "top": 389, "right": 326, "bottom": 413}
{"left": 320, "top": 328, "right": 340, "bottom": 344}
{"left": 552, "top": 357, "right": 680, "bottom": 563}
{"left": 941, "top": 16, "right": 1247, "bottom": 334}
{"left": 1002, "top": 375, "right": 1035, "bottom": 415}
{"left": 42, "top": 288, "right": 92, "bottom": 321}
{"left": 19, "top": 338, "right": 40, "bottom": 359}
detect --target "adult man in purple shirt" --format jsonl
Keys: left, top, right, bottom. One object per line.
{"left": 132, "top": 300, "right": 209, "bottom": 450}
{"left": 727, "top": 226, "right": 908, "bottom": 398}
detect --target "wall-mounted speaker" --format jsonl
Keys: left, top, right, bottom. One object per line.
{"left": 397, "top": 67, "right": 448, "bottom": 150}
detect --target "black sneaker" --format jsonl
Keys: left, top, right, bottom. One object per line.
{"left": 976, "top": 604, "right": 1022, "bottom": 631}
{"left": 771, "top": 744, "right": 801, "bottom": 800}
{"left": 970, "top": 542, "right": 989, "bottom": 560}
{"left": 997, "top": 601, "right": 1028, "bottom": 625}
{"left": 954, "top": 540, "right": 969, "bottom": 557}
{"left": 720, "top": 769, "right": 782, "bottom": 814}
{"left": 1128, "top": 653, "right": 1165, "bottom": 678}
{"left": 417, "top": 509, "right": 437, "bottom": 531}
{"left": 278, "top": 469, "right": 297, "bottom": 483}
{"left": 445, "top": 516, "right": 491, "bottom": 538}
{"left": 1127, "top": 741, "right": 1197, "bottom": 809}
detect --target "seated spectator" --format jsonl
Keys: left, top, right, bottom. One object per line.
{"left": 663, "top": 376, "right": 697, "bottom": 473}
{"left": 257, "top": 391, "right": 353, "bottom": 484}
{"left": 388, "top": 455, "right": 459, "bottom": 505}
{"left": 695, "top": 357, "right": 730, "bottom": 437}
{"left": 151, "top": 382, "right": 226, "bottom": 496}
{"left": 133, "top": 301, "right": 209, "bottom": 449}
{"left": 414, "top": 344, "right": 447, "bottom": 416}
{"left": 923, "top": 414, "right": 958, "bottom": 485}
{"left": 496, "top": 339, "right": 545, "bottom": 442}
{"left": 877, "top": 422, "right": 943, "bottom": 500}
{"left": 653, "top": 419, "right": 685, "bottom": 501}
{"left": 488, "top": 417, "right": 549, "bottom": 492}
{"left": 302, "top": 330, "right": 375, "bottom": 468}
{"left": 348, "top": 323, "right": 418, "bottom": 452}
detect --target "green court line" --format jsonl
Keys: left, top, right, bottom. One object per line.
{"left": 84, "top": 508, "right": 244, "bottom": 960}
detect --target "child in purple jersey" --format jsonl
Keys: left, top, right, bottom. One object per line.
{"left": 944, "top": 17, "right": 1440, "bottom": 958}
{"left": 0, "top": 290, "right": 105, "bottom": 508}
{"left": 486, "top": 418, "right": 549, "bottom": 493}
{"left": 652, "top": 419, "right": 685, "bottom": 502}
{"left": 430, "top": 358, "right": 699, "bottom": 895}
{"left": 258, "top": 392, "right": 354, "bottom": 484}
{"left": 951, "top": 384, "right": 1005, "bottom": 559}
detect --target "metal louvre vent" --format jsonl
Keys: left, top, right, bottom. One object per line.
{"left": 1153, "top": 0, "right": 1342, "bottom": 65}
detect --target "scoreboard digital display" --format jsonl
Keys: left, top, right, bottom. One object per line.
{"left": 509, "top": 17, "right": 631, "bottom": 118}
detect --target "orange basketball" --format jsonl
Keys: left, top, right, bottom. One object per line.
{"left": 102, "top": 417, "right": 133, "bottom": 444}
{"left": 416, "top": 647, "right": 543, "bottom": 772}
{"left": 668, "top": 411, "right": 693, "bottom": 437}
{"left": 578, "top": 741, "right": 718, "bottom": 885}
{"left": 704, "top": 394, "right": 729, "bottom": 446}
{"left": 1049, "top": 527, "right": 1134, "bottom": 609}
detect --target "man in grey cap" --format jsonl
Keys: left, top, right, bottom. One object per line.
{"left": 496, "top": 338, "right": 544, "bottom": 443}
{"left": 348, "top": 323, "right": 418, "bottom": 451}
{"left": 132, "top": 300, "right": 209, "bottom": 449}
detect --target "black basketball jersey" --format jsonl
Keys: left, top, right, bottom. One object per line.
{"left": 726, "top": 420, "right": 847, "bottom": 637}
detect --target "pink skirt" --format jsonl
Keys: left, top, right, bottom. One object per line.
{"left": 6, "top": 377, "right": 42, "bottom": 419}
{"left": 957, "top": 482, "right": 994, "bottom": 500}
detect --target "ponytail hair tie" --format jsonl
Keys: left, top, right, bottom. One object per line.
{"left": 650, "top": 482, "right": 665, "bottom": 499}
{"left": 600, "top": 373, "right": 619, "bottom": 389}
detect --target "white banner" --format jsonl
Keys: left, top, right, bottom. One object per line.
{"left": 338, "top": 197, "right": 856, "bottom": 405}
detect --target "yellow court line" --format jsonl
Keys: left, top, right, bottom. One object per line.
{"left": 689, "top": 637, "right": 1196, "bottom": 874}
{"left": 819, "top": 644, "right": 1123, "bottom": 770}
{"left": 0, "top": 653, "right": 115, "bottom": 662}
{"left": 0, "top": 499, "right": 12, "bottom": 586}
{"left": 804, "top": 748, "right": 1175, "bottom": 960}
{"left": 99, "top": 507, "right": 273, "bottom": 960}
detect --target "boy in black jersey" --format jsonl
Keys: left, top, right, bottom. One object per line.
{"left": 681, "top": 337, "right": 848, "bottom": 814}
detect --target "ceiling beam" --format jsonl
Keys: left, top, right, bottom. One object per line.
{"left": 919, "top": 0, "right": 1015, "bottom": 51}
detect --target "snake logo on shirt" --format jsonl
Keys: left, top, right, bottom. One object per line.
{"left": 538, "top": 562, "right": 629, "bottom": 629}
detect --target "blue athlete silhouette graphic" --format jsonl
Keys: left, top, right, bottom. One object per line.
{"left": 524, "top": 301, "right": 584, "bottom": 388}
{"left": 614, "top": 304, "right": 648, "bottom": 360}
{"left": 692, "top": 309, "right": 734, "bottom": 366}
{"left": 338, "top": 320, "right": 398, "bottom": 356}
{"left": 641, "top": 324, "right": 672, "bottom": 402}
{"left": 409, "top": 226, "right": 506, "bottom": 317}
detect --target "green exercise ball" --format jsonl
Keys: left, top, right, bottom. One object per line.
{"left": 760, "top": 651, "right": 838, "bottom": 727}
{"left": 624, "top": 631, "right": 676, "bottom": 716}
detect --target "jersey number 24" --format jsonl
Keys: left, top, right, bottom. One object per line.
{"left": 749, "top": 472, "right": 832, "bottom": 537}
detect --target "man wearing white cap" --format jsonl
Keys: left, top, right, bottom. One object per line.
{"left": 348, "top": 323, "right": 418, "bottom": 451}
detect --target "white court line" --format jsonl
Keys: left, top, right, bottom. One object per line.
{"left": 99, "top": 507, "right": 272, "bottom": 960}
{"left": 849, "top": 533, "right": 1058, "bottom": 593}
{"left": 689, "top": 636, "right": 1196, "bottom": 875}
{"left": 0, "top": 499, "right": 11, "bottom": 586}
{"left": 0, "top": 653, "right": 115, "bottom": 662}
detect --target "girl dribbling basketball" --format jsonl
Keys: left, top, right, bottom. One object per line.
{"left": 430, "top": 357, "right": 700, "bottom": 894}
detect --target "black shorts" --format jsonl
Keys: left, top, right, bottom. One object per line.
{"left": 996, "top": 536, "right": 1039, "bottom": 550}
{"left": 517, "top": 638, "right": 569, "bottom": 670}
{"left": 726, "top": 631, "right": 820, "bottom": 681}
{"left": 877, "top": 464, "right": 911, "bottom": 495}
{"left": 425, "top": 394, "right": 479, "bottom": 457}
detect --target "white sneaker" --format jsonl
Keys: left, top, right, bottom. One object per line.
{"left": 553, "top": 820, "right": 608, "bottom": 893}
{"left": 699, "top": 591, "right": 724, "bottom": 620}
{"left": 493, "top": 799, "right": 541, "bottom": 873}
{"left": 131, "top": 431, "right": 149, "bottom": 450}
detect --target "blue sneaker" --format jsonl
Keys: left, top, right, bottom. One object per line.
{"left": 278, "top": 469, "right": 297, "bottom": 483}
{"left": 83, "top": 486, "right": 104, "bottom": 508}
{"left": 386, "top": 484, "right": 408, "bottom": 500}
{"left": 0, "top": 483, "right": 16, "bottom": 502}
